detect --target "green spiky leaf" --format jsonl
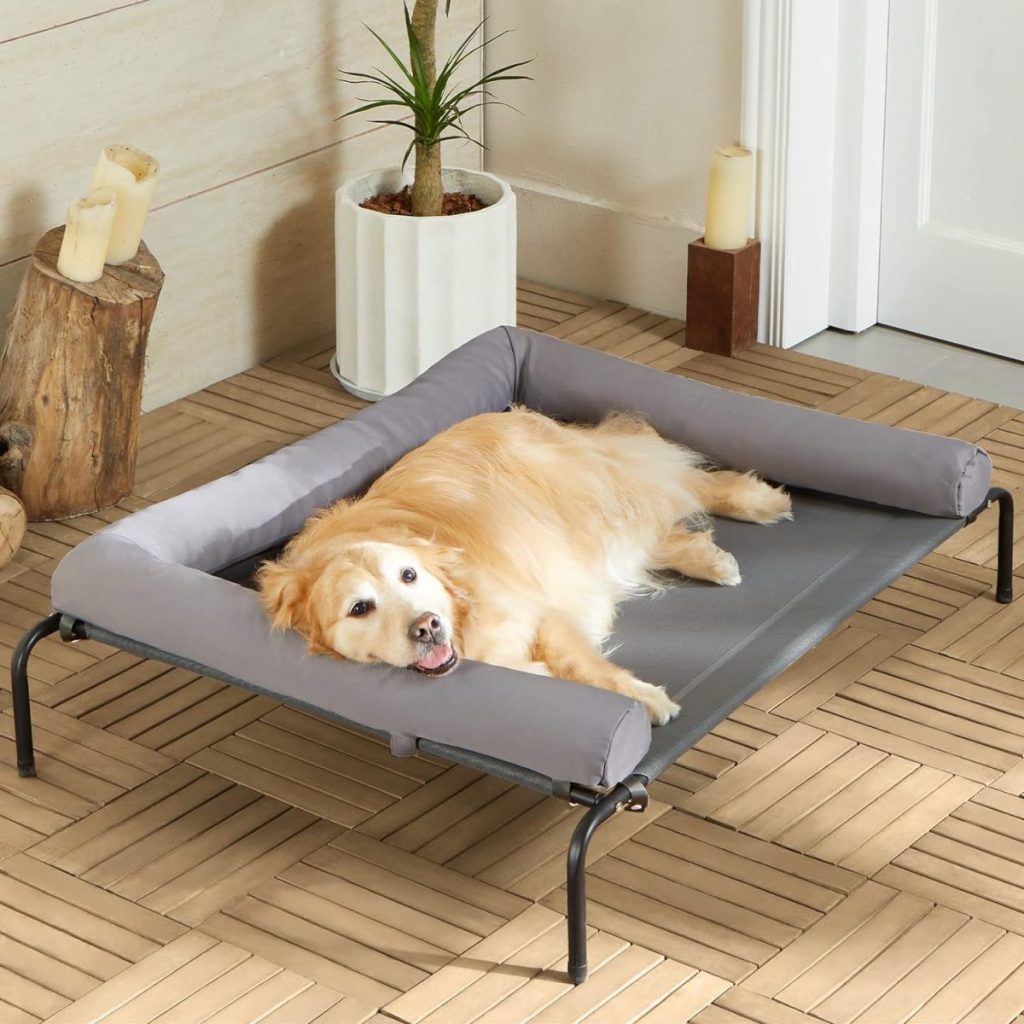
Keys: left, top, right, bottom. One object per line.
{"left": 338, "top": 5, "right": 531, "bottom": 156}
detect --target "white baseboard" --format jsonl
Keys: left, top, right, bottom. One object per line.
{"left": 501, "top": 174, "right": 702, "bottom": 320}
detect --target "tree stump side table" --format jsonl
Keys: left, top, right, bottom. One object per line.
{"left": 0, "top": 225, "right": 164, "bottom": 520}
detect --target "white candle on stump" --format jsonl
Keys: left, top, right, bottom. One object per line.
{"left": 56, "top": 188, "right": 119, "bottom": 283}
{"left": 90, "top": 144, "right": 159, "bottom": 264}
{"left": 704, "top": 145, "right": 752, "bottom": 251}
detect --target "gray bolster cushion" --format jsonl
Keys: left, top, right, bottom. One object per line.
{"left": 509, "top": 328, "right": 992, "bottom": 519}
{"left": 52, "top": 535, "right": 650, "bottom": 789}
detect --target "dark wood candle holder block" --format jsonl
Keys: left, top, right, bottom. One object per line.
{"left": 685, "top": 237, "right": 760, "bottom": 356}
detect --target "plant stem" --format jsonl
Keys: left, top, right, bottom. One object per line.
{"left": 410, "top": 0, "right": 444, "bottom": 216}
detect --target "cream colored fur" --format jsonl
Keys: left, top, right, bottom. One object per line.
{"left": 258, "top": 408, "right": 792, "bottom": 724}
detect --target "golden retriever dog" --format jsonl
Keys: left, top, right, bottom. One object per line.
{"left": 258, "top": 408, "right": 791, "bottom": 724}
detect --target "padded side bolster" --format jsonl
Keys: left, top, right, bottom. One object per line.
{"left": 51, "top": 535, "right": 651, "bottom": 790}
{"left": 508, "top": 327, "right": 992, "bottom": 518}
{"left": 97, "top": 326, "right": 519, "bottom": 573}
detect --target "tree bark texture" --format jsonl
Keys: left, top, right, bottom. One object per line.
{"left": 0, "top": 225, "right": 164, "bottom": 520}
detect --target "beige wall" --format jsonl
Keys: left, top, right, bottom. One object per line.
{"left": 0, "top": 1, "right": 481, "bottom": 409}
{"left": 484, "top": 0, "right": 743, "bottom": 317}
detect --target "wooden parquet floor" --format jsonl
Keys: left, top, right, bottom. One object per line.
{"left": 2, "top": 281, "right": 1024, "bottom": 1023}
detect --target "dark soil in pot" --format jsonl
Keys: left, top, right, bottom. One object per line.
{"left": 360, "top": 186, "right": 487, "bottom": 216}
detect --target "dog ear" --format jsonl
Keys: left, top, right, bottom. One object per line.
{"left": 416, "top": 541, "right": 464, "bottom": 586}
{"left": 257, "top": 561, "right": 312, "bottom": 633}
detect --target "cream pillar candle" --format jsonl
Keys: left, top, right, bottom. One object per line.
{"left": 704, "top": 145, "right": 753, "bottom": 251}
{"left": 90, "top": 145, "right": 159, "bottom": 264}
{"left": 56, "top": 188, "right": 119, "bottom": 283}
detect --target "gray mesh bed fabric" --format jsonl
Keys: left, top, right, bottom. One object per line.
{"left": 50, "top": 326, "right": 991, "bottom": 792}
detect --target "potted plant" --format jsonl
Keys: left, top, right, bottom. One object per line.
{"left": 333, "top": 2, "right": 530, "bottom": 399}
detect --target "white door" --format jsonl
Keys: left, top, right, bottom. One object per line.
{"left": 878, "top": 0, "right": 1024, "bottom": 360}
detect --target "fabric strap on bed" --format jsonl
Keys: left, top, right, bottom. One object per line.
{"left": 50, "top": 326, "right": 991, "bottom": 790}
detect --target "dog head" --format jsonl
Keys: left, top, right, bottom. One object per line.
{"left": 258, "top": 539, "right": 465, "bottom": 676}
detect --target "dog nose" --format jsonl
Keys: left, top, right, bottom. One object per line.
{"left": 409, "top": 612, "right": 442, "bottom": 642}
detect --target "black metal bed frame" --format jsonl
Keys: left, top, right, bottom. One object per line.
{"left": 8, "top": 487, "right": 1016, "bottom": 985}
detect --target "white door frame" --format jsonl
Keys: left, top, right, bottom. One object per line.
{"left": 742, "top": 0, "right": 889, "bottom": 346}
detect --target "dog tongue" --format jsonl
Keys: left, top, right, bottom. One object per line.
{"left": 415, "top": 644, "right": 452, "bottom": 671}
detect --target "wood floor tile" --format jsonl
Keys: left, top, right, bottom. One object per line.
{"left": 544, "top": 812, "right": 861, "bottom": 983}
{"left": 358, "top": 764, "right": 486, "bottom": 841}
{"left": 749, "top": 626, "right": 905, "bottom": 721}
{"left": 948, "top": 501, "right": 1024, "bottom": 580}
{"left": 380, "top": 905, "right": 651, "bottom": 1024}
{"left": 683, "top": 724, "right": 826, "bottom": 819}
{"left": 803, "top": 645, "right": 1024, "bottom": 784}
{"left": 200, "top": 901, "right": 416, "bottom": 1006}
{"left": 864, "top": 926, "right": 1022, "bottom": 1024}
{"left": 547, "top": 301, "right": 629, "bottom": 342}
{"left": 42, "top": 931, "right": 374, "bottom": 1024}
{"left": 395, "top": 920, "right": 578, "bottom": 1023}
{"left": 385, "top": 905, "right": 585, "bottom": 1024}
{"left": 474, "top": 797, "right": 669, "bottom": 902}
{"left": 188, "top": 721, "right": 406, "bottom": 827}
{"left": 694, "top": 987, "right": 819, "bottom": 1024}
{"left": 628, "top": 970, "right": 732, "bottom": 1023}
{"left": 528, "top": 945, "right": 665, "bottom": 1023}
{"left": 37, "top": 650, "right": 277, "bottom": 760}
{"left": 0, "top": 854, "right": 187, "bottom": 1023}
{"left": 652, "top": 708, "right": 792, "bottom": 809}
{"left": 586, "top": 311, "right": 671, "bottom": 353}
{"left": 743, "top": 881, "right": 902, "bottom": 997}
{"left": 26, "top": 762, "right": 342, "bottom": 924}
{"left": 197, "top": 836, "right": 533, "bottom": 1011}
{"left": 329, "top": 831, "right": 530, "bottom": 926}
{"left": 875, "top": 788, "right": 1024, "bottom": 939}
{"left": 0, "top": 706, "right": 175, "bottom": 842}
{"left": 862, "top": 557, "right": 984, "bottom": 637}
{"left": 683, "top": 721, "right": 981, "bottom": 873}
{"left": 915, "top": 589, "right": 1024, "bottom": 665}
{"left": 358, "top": 760, "right": 666, "bottom": 900}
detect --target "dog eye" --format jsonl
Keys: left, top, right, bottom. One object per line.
{"left": 349, "top": 600, "right": 373, "bottom": 617}
{"left": 401, "top": 568, "right": 417, "bottom": 583}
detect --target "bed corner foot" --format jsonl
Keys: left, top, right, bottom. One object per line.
{"left": 11, "top": 613, "right": 62, "bottom": 778}
{"left": 565, "top": 774, "right": 648, "bottom": 985}
{"left": 988, "top": 487, "right": 1015, "bottom": 604}
{"left": 568, "top": 963, "right": 588, "bottom": 986}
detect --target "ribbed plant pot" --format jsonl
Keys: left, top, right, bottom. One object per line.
{"left": 333, "top": 167, "right": 517, "bottom": 400}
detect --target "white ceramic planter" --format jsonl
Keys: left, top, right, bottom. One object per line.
{"left": 333, "top": 167, "right": 517, "bottom": 400}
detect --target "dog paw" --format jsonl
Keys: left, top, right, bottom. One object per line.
{"left": 633, "top": 682, "right": 681, "bottom": 726}
{"left": 746, "top": 483, "right": 793, "bottom": 525}
{"left": 710, "top": 550, "right": 742, "bottom": 586}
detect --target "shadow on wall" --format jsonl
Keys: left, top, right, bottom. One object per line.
{"left": 251, "top": 0, "right": 345, "bottom": 363}
{"left": 515, "top": 183, "right": 690, "bottom": 320}
{"left": 252, "top": 162, "right": 339, "bottom": 363}
{"left": 0, "top": 186, "right": 49, "bottom": 328}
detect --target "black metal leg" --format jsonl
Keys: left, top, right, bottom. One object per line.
{"left": 566, "top": 775, "right": 648, "bottom": 985}
{"left": 990, "top": 488, "right": 1015, "bottom": 604}
{"left": 11, "top": 613, "right": 61, "bottom": 777}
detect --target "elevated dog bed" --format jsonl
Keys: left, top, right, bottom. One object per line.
{"left": 12, "top": 326, "right": 1013, "bottom": 984}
